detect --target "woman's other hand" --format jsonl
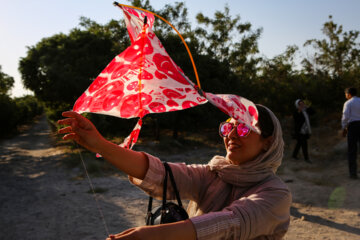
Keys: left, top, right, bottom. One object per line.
{"left": 57, "top": 111, "right": 105, "bottom": 153}
{"left": 106, "top": 220, "right": 196, "bottom": 240}
{"left": 107, "top": 227, "right": 145, "bottom": 240}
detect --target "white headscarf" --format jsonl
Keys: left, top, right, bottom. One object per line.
{"left": 208, "top": 105, "right": 284, "bottom": 187}
{"left": 187, "top": 105, "right": 284, "bottom": 216}
{"left": 295, "top": 99, "right": 302, "bottom": 109}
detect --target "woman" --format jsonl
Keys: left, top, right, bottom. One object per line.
{"left": 292, "top": 99, "right": 315, "bottom": 163}
{"left": 58, "top": 104, "right": 291, "bottom": 240}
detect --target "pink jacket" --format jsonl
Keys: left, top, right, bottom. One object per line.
{"left": 130, "top": 153, "right": 292, "bottom": 240}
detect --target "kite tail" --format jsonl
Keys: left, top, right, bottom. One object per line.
{"left": 120, "top": 118, "right": 143, "bottom": 149}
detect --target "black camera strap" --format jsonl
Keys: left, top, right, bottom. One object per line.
{"left": 146, "top": 161, "right": 183, "bottom": 225}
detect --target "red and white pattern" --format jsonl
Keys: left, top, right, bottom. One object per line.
{"left": 119, "top": 118, "right": 143, "bottom": 149}
{"left": 73, "top": 6, "right": 207, "bottom": 148}
{"left": 121, "top": 6, "right": 155, "bottom": 43}
{"left": 204, "top": 93, "right": 261, "bottom": 134}
{"left": 73, "top": 8, "right": 207, "bottom": 119}
{"left": 73, "top": 6, "right": 260, "bottom": 148}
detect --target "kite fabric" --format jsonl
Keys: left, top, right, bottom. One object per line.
{"left": 204, "top": 93, "right": 260, "bottom": 134}
{"left": 73, "top": 5, "right": 260, "bottom": 149}
{"left": 73, "top": 5, "right": 207, "bottom": 148}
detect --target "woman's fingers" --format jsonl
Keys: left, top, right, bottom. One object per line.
{"left": 105, "top": 229, "right": 136, "bottom": 239}
{"left": 58, "top": 126, "right": 73, "bottom": 134}
{"left": 58, "top": 111, "right": 102, "bottom": 153}
{"left": 117, "top": 228, "right": 135, "bottom": 236}
{"left": 62, "top": 111, "right": 93, "bottom": 130}
{"left": 58, "top": 112, "right": 92, "bottom": 133}
{"left": 63, "top": 133, "right": 78, "bottom": 141}
{"left": 62, "top": 111, "right": 82, "bottom": 119}
{"left": 57, "top": 118, "right": 81, "bottom": 135}
{"left": 62, "top": 111, "right": 88, "bottom": 124}
{"left": 57, "top": 118, "right": 75, "bottom": 126}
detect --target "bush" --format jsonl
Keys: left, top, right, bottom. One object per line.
{"left": 15, "top": 95, "right": 44, "bottom": 124}
{"left": 0, "top": 94, "right": 44, "bottom": 137}
{"left": 0, "top": 94, "right": 19, "bottom": 135}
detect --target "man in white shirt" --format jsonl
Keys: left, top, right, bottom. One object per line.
{"left": 341, "top": 87, "right": 360, "bottom": 179}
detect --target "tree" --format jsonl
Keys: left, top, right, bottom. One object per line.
{"left": 303, "top": 15, "right": 360, "bottom": 77}
{"left": 128, "top": 0, "right": 191, "bottom": 34}
{"left": 256, "top": 46, "right": 303, "bottom": 114}
{"left": 302, "top": 15, "right": 360, "bottom": 110}
{"left": 0, "top": 66, "right": 43, "bottom": 136}
{"left": 195, "top": 6, "right": 262, "bottom": 73}
{"left": 0, "top": 65, "right": 15, "bottom": 95}
{"left": 17, "top": 1, "right": 265, "bottom": 137}
{"left": 193, "top": 6, "right": 263, "bottom": 102}
{"left": 19, "top": 18, "right": 129, "bottom": 119}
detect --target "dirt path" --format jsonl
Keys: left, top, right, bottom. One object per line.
{"left": 0, "top": 116, "right": 359, "bottom": 239}
{"left": 282, "top": 127, "right": 360, "bottom": 239}
{"left": 0, "top": 116, "right": 149, "bottom": 240}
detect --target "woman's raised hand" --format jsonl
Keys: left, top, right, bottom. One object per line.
{"left": 57, "top": 111, "right": 106, "bottom": 153}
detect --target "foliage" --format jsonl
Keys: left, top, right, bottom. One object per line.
{"left": 0, "top": 65, "right": 44, "bottom": 137}
{"left": 256, "top": 46, "right": 301, "bottom": 114}
{"left": 0, "top": 94, "right": 18, "bottom": 135}
{"left": 195, "top": 6, "right": 262, "bottom": 81}
{"left": 302, "top": 15, "right": 360, "bottom": 111}
{"left": 0, "top": 65, "right": 15, "bottom": 95}
{"left": 0, "top": 94, "right": 43, "bottom": 136}
{"left": 303, "top": 15, "right": 360, "bottom": 77}
{"left": 17, "top": 1, "right": 360, "bottom": 139}
{"left": 15, "top": 95, "right": 44, "bottom": 123}
{"left": 19, "top": 18, "right": 129, "bottom": 121}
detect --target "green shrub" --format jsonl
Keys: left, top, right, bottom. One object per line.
{"left": 0, "top": 94, "right": 44, "bottom": 137}
{"left": 0, "top": 94, "right": 19, "bottom": 135}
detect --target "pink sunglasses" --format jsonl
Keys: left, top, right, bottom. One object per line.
{"left": 219, "top": 122, "right": 251, "bottom": 138}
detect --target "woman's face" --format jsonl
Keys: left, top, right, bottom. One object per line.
{"left": 223, "top": 119, "right": 268, "bottom": 165}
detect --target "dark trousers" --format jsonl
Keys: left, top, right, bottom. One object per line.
{"left": 347, "top": 121, "right": 360, "bottom": 177}
{"left": 292, "top": 134, "right": 309, "bottom": 160}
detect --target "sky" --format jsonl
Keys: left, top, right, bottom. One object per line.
{"left": 1, "top": 0, "right": 360, "bottom": 97}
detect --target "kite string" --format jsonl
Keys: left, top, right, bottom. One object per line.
{"left": 76, "top": 144, "right": 110, "bottom": 237}
{"left": 113, "top": 2, "right": 201, "bottom": 89}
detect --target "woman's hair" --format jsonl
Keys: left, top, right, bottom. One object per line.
{"left": 256, "top": 104, "right": 274, "bottom": 138}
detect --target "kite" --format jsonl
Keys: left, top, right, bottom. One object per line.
{"left": 73, "top": 2, "right": 260, "bottom": 150}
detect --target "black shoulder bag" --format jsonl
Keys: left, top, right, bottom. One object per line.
{"left": 145, "top": 162, "right": 189, "bottom": 225}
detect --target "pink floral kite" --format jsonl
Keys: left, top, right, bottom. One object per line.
{"left": 73, "top": 6, "right": 260, "bottom": 149}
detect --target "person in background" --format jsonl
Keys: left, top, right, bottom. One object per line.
{"left": 58, "top": 102, "right": 292, "bottom": 240}
{"left": 292, "top": 99, "right": 315, "bottom": 163}
{"left": 341, "top": 87, "right": 360, "bottom": 179}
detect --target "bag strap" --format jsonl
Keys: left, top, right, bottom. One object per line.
{"left": 161, "top": 162, "right": 169, "bottom": 210}
{"left": 163, "top": 162, "right": 183, "bottom": 208}
{"left": 146, "top": 161, "right": 183, "bottom": 225}
{"left": 146, "top": 195, "right": 153, "bottom": 225}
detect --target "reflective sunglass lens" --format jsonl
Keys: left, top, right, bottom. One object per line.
{"left": 237, "top": 124, "right": 250, "bottom": 137}
{"left": 220, "top": 122, "right": 233, "bottom": 137}
{"left": 220, "top": 122, "right": 251, "bottom": 137}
